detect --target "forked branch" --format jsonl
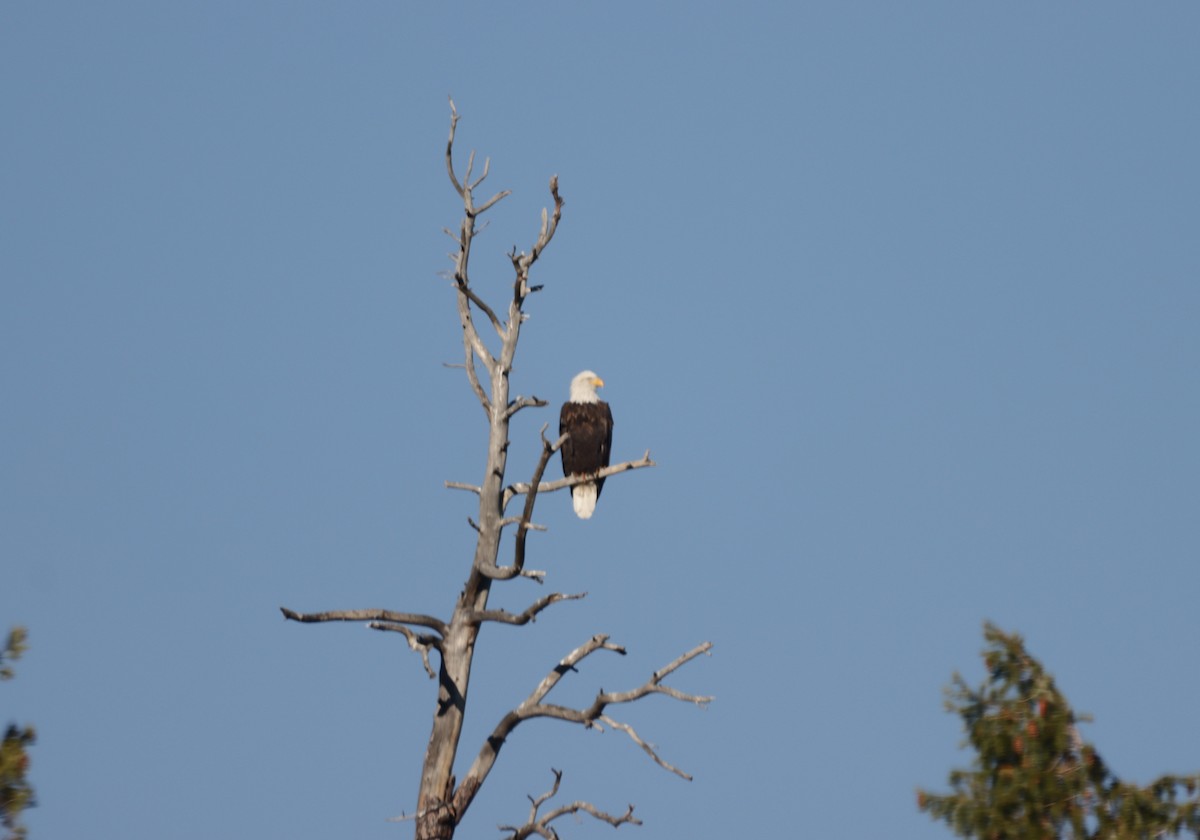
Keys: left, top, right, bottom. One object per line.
{"left": 368, "top": 622, "right": 443, "bottom": 679}
{"left": 446, "top": 97, "right": 513, "bottom": 415}
{"left": 279, "top": 606, "right": 448, "bottom": 637}
{"left": 449, "top": 637, "right": 713, "bottom": 822}
{"left": 478, "top": 427, "right": 566, "bottom": 582}
{"left": 279, "top": 607, "right": 448, "bottom": 679}
{"left": 469, "top": 592, "right": 587, "bottom": 625}
{"left": 498, "top": 769, "right": 641, "bottom": 840}
{"left": 503, "top": 451, "right": 656, "bottom": 509}
{"left": 505, "top": 395, "right": 549, "bottom": 418}
{"left": 508, "top": 176, "right": 564, "bottom": 305}
{"left": 446, "top": 98, "right": 510, "bottom": 212}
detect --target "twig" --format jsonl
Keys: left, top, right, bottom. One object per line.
{"left": 368, "top": 622, "right": 442, "bottom": 679}
{"left": 476, "top": 187, "right": 511, "bottom": 215}
{"left": 498, "top": 517, "right": 547, "bottom": 532}
{"left": 515, "top": 178, "right": 564, "bottom": 279}
{"left": 470, "top": 592, "right": 586, "bottom": 625}
{"left": 601, "top": 716, "right": 692, "bottom": 780}
{"left": 505, "top": 395, "right": 549, "bottom": 419}
{"left": 446, "top": 100, "right": 511, "bottom": 417}
{"left": 445, "top": 97, "right": 464, "bottom": 197}
{"left": 387, "top": 799, "right": 452, "bottom": 824}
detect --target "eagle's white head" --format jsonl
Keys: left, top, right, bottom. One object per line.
{"left": 569, "top": 370, "right": 605, "bottom": 404}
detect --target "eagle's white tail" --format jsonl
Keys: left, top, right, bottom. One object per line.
{"left": 572, "top": 483, "right": 598, "bottom": 519}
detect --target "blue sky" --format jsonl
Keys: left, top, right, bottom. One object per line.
{"left": 2, "top": 3, "right": 1199, "bottom": 838}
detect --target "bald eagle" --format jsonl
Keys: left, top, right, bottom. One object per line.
{"left": 559, "top": 370, "right": 614, "bottom": 519}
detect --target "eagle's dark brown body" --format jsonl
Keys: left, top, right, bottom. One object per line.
{"left": 559, "top": 399, "right": 614, "bottom": 518}
{"left": 560, "top": 401, "right": 614, "bottom": 490}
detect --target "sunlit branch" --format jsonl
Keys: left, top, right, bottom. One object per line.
{"left": 503, "top": 451, "right": 655, "bottom": 509}
{"left": 449, "top": 637, "right": 711, "bottom": 822}
{"left": 470, "top": 592, "right": 586, "bottom": 625}
{"left": 280, "top": 606, "right": 448, "bottom": 637}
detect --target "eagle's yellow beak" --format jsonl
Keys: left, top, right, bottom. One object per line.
{"left": 593, "top": 377, "right": 605, "bottom": 388}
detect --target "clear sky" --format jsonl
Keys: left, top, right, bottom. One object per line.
{"left": 3, "top": 3, "right": 1198, "bottom": 838}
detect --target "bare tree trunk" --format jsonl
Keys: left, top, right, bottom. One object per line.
{"left": 414, "top": 394, "right": 509, "bottom": 838}
{"left": 282, "top": 101, "right": 705, "bottom": 840}
{"left": 414, "top": 571, "right": 489, "bottom": 839}
{"left": 417, "top": 100, "right": 558, "bottom": 838}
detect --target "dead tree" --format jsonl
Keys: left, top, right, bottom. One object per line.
{"left": 280, "top": 101, "right": 711, "bottom": 840}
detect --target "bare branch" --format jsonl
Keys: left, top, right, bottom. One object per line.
{"left": 456, "top": 282, "right": 505, "bottom": 339}
{"left": 498, "top": 769, "right": 641, "bottom": 840}
{"left": 445, "top": 101, "right": 511, "bottom": 219}
{"left": 468, "top": 152, "right": 487, "bottom": 190}
{"left": 452, "top": 637, "right": 708, "bottom": 823}
{"left": 388, "top": 799, "right": 451, "bottom": 825}
{"left": 462, "top": 157, "right": 509, "bottom": 216}
{"left": 461, "top": 331, "right": 491, "bottom": 412}
{"left": 369, "top": 622, "right": 442, "bottom": 679}
{"left": 445, "top": 480, "right": 482, "bottom": 494}
{"left": 445, "top": 101, "right": 503, "bottom": 416}
{"left": 526, "top": 177, "right": 564, "bottom": 272}
{"left": 498, "top": 517, "right": 546, "bottom": 532}
{"left": 470, "top": 592, "right": 586, "bottom": 625}
{"left": 525, "top": 634, "right": 627, "bottom": 706}
{"left": 279, "top": 606, "right": 448, "bottom": 637}
{"left": 445, "top": 97, "right": 464, "bottom": 197}
{"left": 504, "top": 451, "right": 655, "bottom": 508}
{"left": 464, "top": 149, "right": 476, "bottom": 189}
{"left": 601, "top": 716, "right": 692, "bottom": 781}
{"left": 537, "top": 801, "right": 640, "bottom": 836}
{"left": 450, "top": 636, "right": 622, "bottom": 819}
{"left": 511, "top": 427, "right": 559, "bottom": 571}
{"left": 476, "top": 187, "right": 512, "bottom": 215}
{"left": 480, "top": 427, "right": 562, "bottom": 580}
{"left": 455, "top": 268, "right": 495, "bottom": 413}
{"left": 504, "top": 176, "right": 564, "bottom": 308}
{"left": 619, "top": 643, "right": 710, "bottom": 700}
{"left": 504, "top": 395, "right": 549, "bottom": 419}
{"left": 527, "top": 767, "right": 563, "bottom": 815}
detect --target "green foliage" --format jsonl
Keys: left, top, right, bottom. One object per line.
{"left": 1, "top": 627, "right": 35, "bottom": 840}
{"left": 919, "top": 623, "right": 1200, "bottom": 840}
{"left": 0, "top": 629, "right": 27, "bottom": 683}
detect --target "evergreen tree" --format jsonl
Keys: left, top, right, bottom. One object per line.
{"left": 1, "top": 627, "right": 35, "bottom": 840}
{"left": 919, "top": 623, "right": 1200, "bottom": 840}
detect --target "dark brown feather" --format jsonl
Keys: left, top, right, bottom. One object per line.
{"left": 559, "top": 400, "right": 614, "bottom": 499}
